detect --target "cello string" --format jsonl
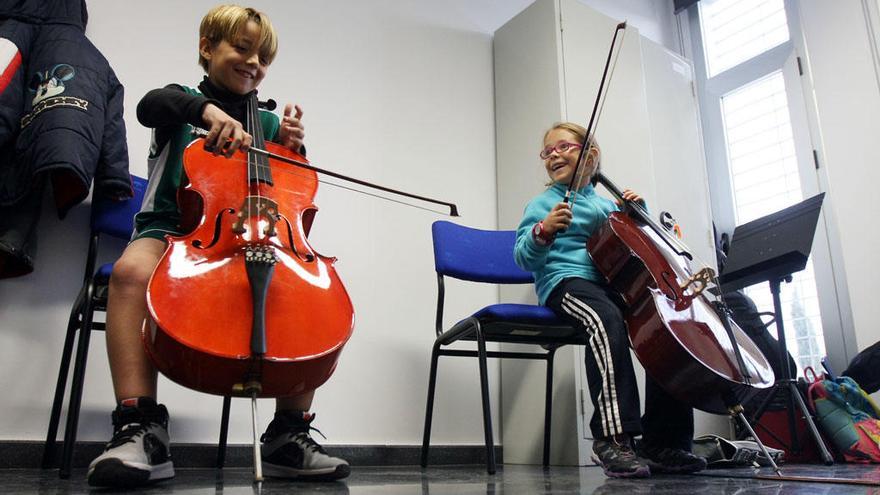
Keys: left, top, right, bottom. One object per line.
{"left": 246, "top": 94, "right": 256, "bottom": 241}
{"left": 250, "top": 94, "right": 264, "bottom": 242}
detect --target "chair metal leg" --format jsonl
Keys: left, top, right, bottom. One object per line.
{"left": 42, "top": 290, "right": 86, "bottom": 468}
{"left": 217, "top": 396, "right": 232, "bottom": 468}
{"left": 474, "top": 326, "right": 496, "bottom": 474}
{"left": 60, "top": 288, "right": 96, "bottom": 479}
{"left": 543, "top": 349, "right": 556, "bottom": 468}
{"left": 420, "top": 341, "right": 442, "bottom": 468}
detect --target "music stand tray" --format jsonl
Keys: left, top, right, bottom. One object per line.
{"left": 720, "top": 193, "right": 824, "bottom": 292}
{"left": 719, "top": 192, "right": 833, "bottom": 464}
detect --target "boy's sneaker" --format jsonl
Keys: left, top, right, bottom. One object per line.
{"left": 261, "top": 411, "right": 350, "bottom": 480}
{"left": 87, "top": 397, "right": 174, "bottom": 487}
{"left": 591, "top": 435, "right": 651, "bottom": 478}
{"left": 636, "top": 443, "right": 707, "bottom": 474}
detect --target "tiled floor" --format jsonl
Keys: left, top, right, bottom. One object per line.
{"left": 2, "top": 463, "right": 879, "bottom": 494}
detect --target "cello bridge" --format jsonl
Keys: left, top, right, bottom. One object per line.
{"left": 680, "top": 267, "right": 716, "bottom": 297}
{"left": 232, "top": 196, "right": 280, "bottom": 237}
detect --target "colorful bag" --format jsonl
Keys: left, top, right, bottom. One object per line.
{"left": 807, "top": 368, "right": 880, "bottom": 463}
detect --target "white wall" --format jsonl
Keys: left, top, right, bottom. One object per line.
{"left": 0, "top": 0, "right": 500, "bottom": 446}
{"left": 0, "top": 0, "right": 686, "bottom": 450}
{"left": 424, "top": 0, "right": 677, "bottom": 51}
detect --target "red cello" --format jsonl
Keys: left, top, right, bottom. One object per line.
{"left": 142, "top": 93, "right": 457, "bottom": 480}
{"left": 144, "top": 94, "right": 354, "bottom": 398}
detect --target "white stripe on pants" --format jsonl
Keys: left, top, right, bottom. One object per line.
{"left": 562, "top": 293, "right": 623, "bottom": 436}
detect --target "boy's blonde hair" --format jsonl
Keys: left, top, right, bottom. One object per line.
{"left": 198, "top": 5, "right": 278, "bottom": 71}
{"left": 543, "top": 122, "right": 602, "bottom": 186}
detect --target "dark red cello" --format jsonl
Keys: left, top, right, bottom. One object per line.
{"left": 567, "top": 22, "right": 779, "bottom": 473}
{"left": 587, "top": 173, "right": 775, "bottom": 413}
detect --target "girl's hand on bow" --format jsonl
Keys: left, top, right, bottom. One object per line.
{"left": 278, "top": 104, "right": 305, "bottom": 153}
{"left": 543, "top": 202, "right": 573, "bottom": 235}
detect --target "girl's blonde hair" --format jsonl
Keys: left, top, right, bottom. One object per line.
{"left": 543, "top": 122, "right": 601, "bottom": 186}
{"left": 198, "top": 5, "right": 278, "bottom": 71}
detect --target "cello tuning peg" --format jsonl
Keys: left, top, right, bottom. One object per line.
{"left": 258, "top": 98, "right": 277, "bottom": 111}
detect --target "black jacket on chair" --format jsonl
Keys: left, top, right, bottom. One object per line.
{"left": 0, "top": 0, "right": 131, "bottom": 278}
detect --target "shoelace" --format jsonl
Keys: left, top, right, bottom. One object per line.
{"left": 105, "top": 423, "right": 151, "bottom": 450}
{"left": 292, "top": 431, "right": 327, "bottom": 453}
{"left": 260, "top": 417, "right": 329, "bottom": 452}
{"left": 609, "top": 436, "right": 638, "bottom": 461}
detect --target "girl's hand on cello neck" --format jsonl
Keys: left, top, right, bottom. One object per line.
{"left": 202, "top": 103, "right": 253, "bottom": 158}
{"left": 277, "top": 103, "right": 305, "bottom": 153}
{"left": 617, "top": 189, "right": 644, "bottom": 208}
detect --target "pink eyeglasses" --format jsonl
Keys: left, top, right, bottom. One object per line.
{"left": 539, "top": 142, "right": 582, "bottom": 159}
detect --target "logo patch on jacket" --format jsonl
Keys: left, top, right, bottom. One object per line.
{"left": 21, "top": 63, "right": 89, "bottom": 128}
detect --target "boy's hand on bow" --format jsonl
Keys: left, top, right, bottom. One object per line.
{"left": 278, "top": 104, "right": 305, "bottom": 153}
{"left": 202, "top": 103, "right": 252, "bottom": 158}
{"left": 543, "top": 202, "right": 573, "bottom": 235}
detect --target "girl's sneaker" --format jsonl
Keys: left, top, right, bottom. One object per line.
{"left": 637, "top": 443, "right": 708, "bottom": 474}
{"left": 591, "top": 434, "right": 651, "bottom": 478}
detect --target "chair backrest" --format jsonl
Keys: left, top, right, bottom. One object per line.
{"left": 90, "top": 175, "right": 148, "bottom": 240}
{"left": 431, "top": 221, "right": 534, "bottom": 284}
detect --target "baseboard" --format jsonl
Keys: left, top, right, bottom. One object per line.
{"left": 3, "top": 441, "right": 502, "bottom": 469}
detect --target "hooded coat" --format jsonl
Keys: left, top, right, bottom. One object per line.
{"left": 0, "top": 0, "right": 131, "bottom": 277}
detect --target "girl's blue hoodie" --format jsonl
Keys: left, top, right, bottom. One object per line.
{"left": 514, "top": 182, "right": 620, "bottom": 305}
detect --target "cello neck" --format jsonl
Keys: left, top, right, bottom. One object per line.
{"left": 595, "top": 172, "right": 694, "bottom": 260}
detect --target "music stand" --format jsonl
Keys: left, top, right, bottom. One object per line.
{"left": 720, "top": 192, "right": 833, "bottom": 465}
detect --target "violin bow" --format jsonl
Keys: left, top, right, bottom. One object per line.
{"left": 193, "top": 128, "right": 459, "bottom": 217}
{"left": 559, "top": 22, "right": 698, "bottom": 260}
{"left": 564, "top": 21, "right": 627, "bottom": 204}
{"left": 246, "top": 145, "right": 459, "bottom": 217}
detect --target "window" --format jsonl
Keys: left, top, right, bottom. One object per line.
{"left": 686, "top": 0, "right": 839, "bottom": 373}
{"left": 717, "top": 71, "right": 826, "bottom": 371}
{"left": 721, "top": 71, "right": 799, "bottom": 223}
{"left": 700, "top": 0, "right": 789, "bottom": 77}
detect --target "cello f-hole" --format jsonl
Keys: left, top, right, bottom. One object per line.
{"left": 192, "top": 208, "right": 236, "bottom": 249}
{"left": 277, "top": 213, "right": 315, "bottom": 262}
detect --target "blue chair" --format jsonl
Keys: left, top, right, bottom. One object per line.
{"left": 41, "top": 176, "right": 150, "bottom": 477}
{"left": 420, "top": 221, "right": 586, "bottom": 474}
{"left": 41, "top": 176, "right": 241, "bottom": 477}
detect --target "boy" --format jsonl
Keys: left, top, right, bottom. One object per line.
{"left": 87, "top": 5, "right": 349, "bottom": 488}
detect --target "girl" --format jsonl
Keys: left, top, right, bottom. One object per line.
{"left": 514, "top": 122, "right": 706, "bottom": 478}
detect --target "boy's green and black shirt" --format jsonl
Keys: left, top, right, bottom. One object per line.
{"left": 133, "top": 76, "right": 280, "bottom": 241}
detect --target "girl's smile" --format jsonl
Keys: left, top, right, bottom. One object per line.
{"left": 543, "top": 129, "right": 583, "bottom": 185}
